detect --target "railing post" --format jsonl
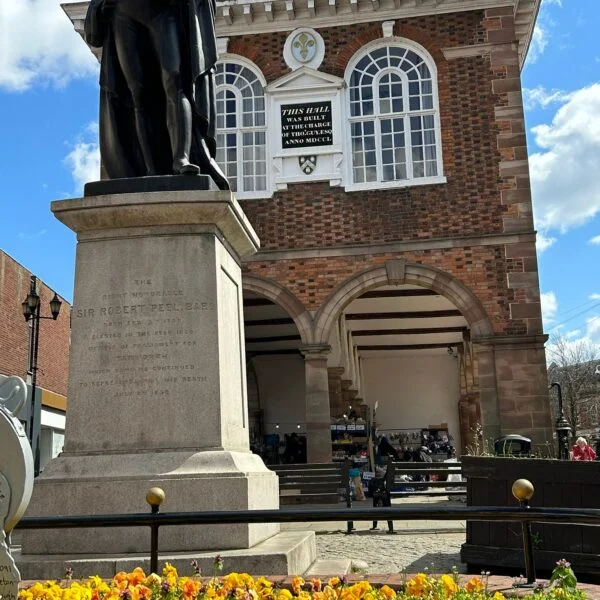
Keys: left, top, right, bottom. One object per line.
{"left": 146, "top": 487, "right": 165, "bottom": 574}
{"left": 342, "top": 459, "right": 354, "bottom": 534}
{"left": 511, "top": 479, "right": 537, "bottom": 586}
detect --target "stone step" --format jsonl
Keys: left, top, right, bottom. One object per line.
{"left": 269, "top": 463, "right": 341, "bottom": 472}
{"left": 304, "top": 558, "right": 352, "bottom": 576}
{"left": 280, "top": 492, "right": 340, "bottom": 505}
{"left": 278, "top": 474, "right": 342, "bottom": 484}
{"left": 279, "top": 480, "right": 342, "bottom": 494}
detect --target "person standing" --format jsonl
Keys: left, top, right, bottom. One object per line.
{"left": 348, "top": 462, "right": 365, "bottom": 501}
{"left": 571, "top": 437, "right": 597, "bottom": 461}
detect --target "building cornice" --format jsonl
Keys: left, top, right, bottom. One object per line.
{"left": 62, "top": 0, "right": 539, "bottom": 70}
{"left": 243, "top": 230, "right": 537, "bottom": 263}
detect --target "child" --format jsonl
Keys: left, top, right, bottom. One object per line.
{"left": 348, "top": 462, "right": 365, "bottom": 500}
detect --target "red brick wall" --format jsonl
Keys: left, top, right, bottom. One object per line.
{"left": 235, "top": 10, "right": 525, "bottom": 249}
{"left": 229, "top": 9, "right": 540, "bottom": 338}
{"left": 0, "top": 251, "right": 70, "bottom": 397}
{"left": 245, "top": 246, "right": 522, "bottom": 334}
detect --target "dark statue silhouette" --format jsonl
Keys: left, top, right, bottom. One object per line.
{"left": 85, "top": 0, "right": 230, "bottom": 190}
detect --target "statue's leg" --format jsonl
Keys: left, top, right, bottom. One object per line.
{"left": 153, "top": 13, "right": 199, "bottom": 175}
{"left": 112, "top": 14, "right": 158, "bottom": 176}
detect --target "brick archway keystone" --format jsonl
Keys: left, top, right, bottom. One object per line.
{"left": 242, "top": 275, "right": 314, "bottom": 345}
{"left": 313, "top": 261, "right": 493, "bottom": 345}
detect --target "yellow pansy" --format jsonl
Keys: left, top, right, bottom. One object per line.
{"left": 464, "top": 578, "right": 484, "bottom": 593}
{"left": 379, "top": 586, "right": 396, "bottom": 600}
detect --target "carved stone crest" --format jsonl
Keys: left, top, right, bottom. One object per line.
{"left": 299, "top": 155, "right": 317, "bottom": 175}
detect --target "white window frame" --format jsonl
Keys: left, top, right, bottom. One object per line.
{"left": 343, "top": 38, "right": 446, "bottom": 192}
{"left": 215, "top": 56, "right": 272, "bottom": 200}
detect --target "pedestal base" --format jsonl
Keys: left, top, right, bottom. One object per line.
{"left": 21, "top": 451, "right": 280, "bottom": 554}
{"left": 17, "top": 531, "right": 316, "bottom": 579}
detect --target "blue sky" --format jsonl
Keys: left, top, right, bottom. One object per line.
{"left": 0, "top": 0, "right": 599, "bottom": 354}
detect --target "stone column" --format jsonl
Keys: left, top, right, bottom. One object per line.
{"left": 341, "top": 379, "right": 352, "bottom": 410}
{"left": 473, "top": 343, "right": 501, "bottom": 444}
{"left": 327, "top": 366, "right": 345, "bottom": 419}
{"left": 301, "top": 345, "right": 332, "bottom": 463}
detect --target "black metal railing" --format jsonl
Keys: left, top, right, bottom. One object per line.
{"left": 16, "top": 488, "right": 600, "bottom": 584}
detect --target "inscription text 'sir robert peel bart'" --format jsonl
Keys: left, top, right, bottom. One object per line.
{"left": 75, "top": 279, "right": 214, "bottom": 400}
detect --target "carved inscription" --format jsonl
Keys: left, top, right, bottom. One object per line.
{"left": 74, "top": 279, "right": 213, "bottom": 398}
{"left": 0, "top": 556, "right": 19, "bottom": 600}
{"left": 281, "top": 101, "right": 333, "bottom": 148}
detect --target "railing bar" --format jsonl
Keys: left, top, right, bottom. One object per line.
{"left": 15, "top": 506, "right": 600, "bottom": 530}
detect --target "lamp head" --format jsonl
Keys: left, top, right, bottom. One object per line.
{"left": 22, "top": 299, "right": 32, "bottom": 321}
{"left": 49, "top": 293, "right": 62, "bottom": 320}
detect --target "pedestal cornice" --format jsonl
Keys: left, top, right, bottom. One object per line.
{"left": 51, "top": 190, "right": 260, "bottom": 258}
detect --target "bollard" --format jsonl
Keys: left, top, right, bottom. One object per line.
{"left": 146, "top": 487, "right": 165, "bottom": 574}
{"left": 512, "top": 479, "right": 536, "bottom": 586}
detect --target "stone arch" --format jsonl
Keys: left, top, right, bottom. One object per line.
{"left": 242, "top": 275, "right": 314, "bottom": 345}
{"left": 313, "top": 260, "right": 493, "bottom": 345}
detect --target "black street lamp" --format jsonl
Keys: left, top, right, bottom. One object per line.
{"left": 22, "top": 275, "right": 62, "bottom": 476}
{"left": 549, "top": 381, "right": 572, "bottom": 460}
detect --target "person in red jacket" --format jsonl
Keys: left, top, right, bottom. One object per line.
{"left": 571, "top": 437, "right": 597, "bottom": 461}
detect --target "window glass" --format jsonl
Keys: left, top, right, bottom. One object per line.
{"left": 215, "top": 62, "right": 267, "bottom": 194}
{"left": 348, "top": 44, "right": 440, "bottom": 187}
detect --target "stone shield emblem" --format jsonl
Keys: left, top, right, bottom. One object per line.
{"left": 299, "top": 155, "right": 317, "bottom": 175}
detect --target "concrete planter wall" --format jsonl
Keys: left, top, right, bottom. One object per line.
{"left": 460, "top": 455, "right": 600, "bottom": 580}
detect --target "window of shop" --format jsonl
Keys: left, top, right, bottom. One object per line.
{"left": 215, "top": 62, "right": 268, "bottom": 197}
{"left": 345, "top": 42, "right": 444, "bottom": 190}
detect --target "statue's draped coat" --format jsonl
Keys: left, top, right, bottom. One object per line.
{"left": 85, "top": 0, "right": 218, "bottom": 178}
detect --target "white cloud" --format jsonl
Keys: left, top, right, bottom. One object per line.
{"left": 530, "top": 84, "right": 600, "bottom": 233}
{"left": 587, "top": 315, "right": 600, "bottom": 338}
{"left": 17, "top": 229, "right": 48, "bottom": 240}
{"left": 523, "top": 86, "right": 571, "bottom": 111}
{"left": 589, "top": 235, "right": 600, "bottom": 245}
{"left": 544, "top": 0, "right": 562, "bottom": 5}
{"left": 527, "top": 23, "right": 549, "bottom": 65}
{"left": 541, "top": 291, "right": 558, "bottom": 325}
{"left": 64, "top": 123, "right": 100, "bottom": 193}
{"left": 0, "top": 0, "right": 98, "bottom": 91}
{"left": 536, "top": 232, "right": 557, "bottom": 253}
{"left": 590, "top": 294, "right": 600, "bottom": 301}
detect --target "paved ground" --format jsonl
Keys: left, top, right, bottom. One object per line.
{"left": 281, "top": 496, "right": 466, "bottom": 574}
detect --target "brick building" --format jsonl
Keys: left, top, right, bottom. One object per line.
{"left": 0, "top": 250, "right": 71, "bottom": 470}
{"left": 64, "top": 0, "right": 551, "bottom": 462}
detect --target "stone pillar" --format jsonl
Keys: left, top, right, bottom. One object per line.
{"left": 328, "top": 366, "right": 345, "bottom": 419}
{"left": 301, "top": 345, "right": 332, "bottom": 463}
{"left": 473, "top": 344, "right": 501, "bottom": 445}
{"left": 476, "top": 335, "right": 553, "bottom": 450}
{"left": 21, "top": 188, "right": 281, "bottom": 559}
{"left": 341, "top": 379, "right": 352, "bottom": 410}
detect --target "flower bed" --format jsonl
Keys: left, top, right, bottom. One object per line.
{"left": 19, "top": 561, "right": 586, "bottom": 600}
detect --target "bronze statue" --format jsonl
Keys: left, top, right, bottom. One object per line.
{"left": 85, "top": 0, "right": 230, "bottom": 189}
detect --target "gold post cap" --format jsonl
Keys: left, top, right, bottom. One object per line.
{"left": 146, "top": 487, "right": 166, "bottom": 507}
{"left": 512, "top": 478, "right": 534, "bottom": 502}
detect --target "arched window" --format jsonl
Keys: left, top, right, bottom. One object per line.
{"left": 346, "top": 43, "right": 443, "bottom": 188}
{"left": 215, "top": 62, "right": 268, "bottom": 196}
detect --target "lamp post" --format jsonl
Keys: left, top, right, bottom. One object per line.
{"left": 549, "top": 381, "right": 572, "bottom": 460}
{"left": 22, "top": 275, "right": 62, "bottom": 476}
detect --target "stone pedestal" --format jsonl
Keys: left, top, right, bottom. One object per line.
{"left": 19, "top": 188, "right": 315, "bottom": 574}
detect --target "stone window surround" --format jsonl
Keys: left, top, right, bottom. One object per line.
{"left": 215, "top": 55, "right": 272, "bottom": 199}
{"left": 343, "top": 37, "right": 446, "bottom": 192}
